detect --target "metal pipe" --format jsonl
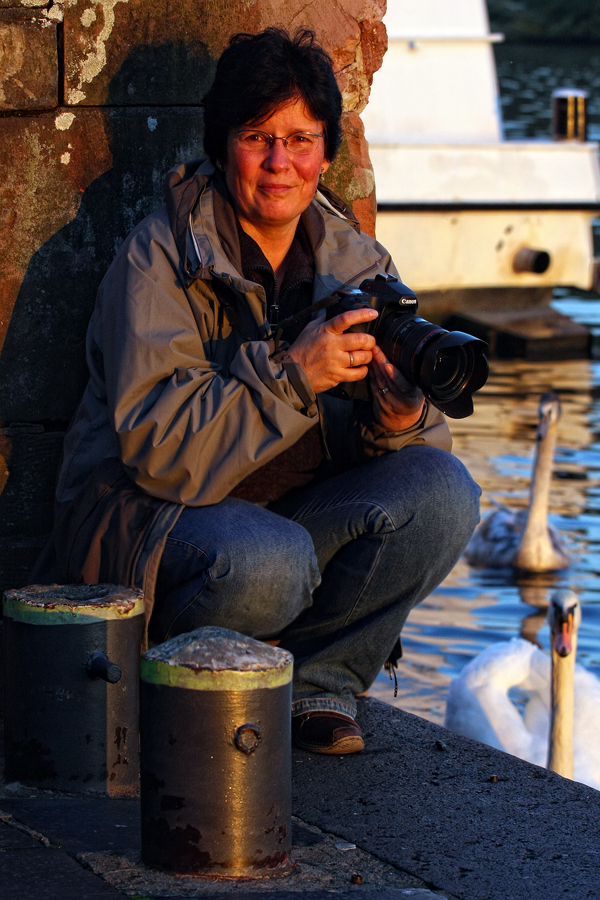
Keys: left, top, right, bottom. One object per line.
{"left": 513, "top": 247, "right": 551, "bottom": 274}
{"left": 2, "top": 583, "right": 144, "bottom": 795}
{"left": 140, "top": 626, "right": 293, "bottom": 876}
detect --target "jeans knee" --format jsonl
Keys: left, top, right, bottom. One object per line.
{"left": 415, "top": 447, "right": 480, "bottom": 546}
{"left": 212, "top": 517, "right": 319, "bottom": 635}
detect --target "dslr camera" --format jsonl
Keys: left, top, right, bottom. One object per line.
{"left": 325, "top": 274, "right": 489, "bottom": 418}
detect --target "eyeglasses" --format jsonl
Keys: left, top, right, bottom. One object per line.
{"left": 231, "top": 129, "right": 325, "bottom": 155}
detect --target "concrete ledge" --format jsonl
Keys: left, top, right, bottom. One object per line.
{"left": 293, "top": 698, "right": 600, "bottom": 900}
{"left": 1, "top": 697, "right": 599, "bottom": 899}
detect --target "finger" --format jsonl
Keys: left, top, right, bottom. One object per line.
{"left": 372, "top": 345, "right": 396, "bottom": 381}
{"left": 344, "top": 348, "right": 373, "bottom": 369}
{"left": 339, "top": 331, "right": 377, "bottom": 352}
{"left": 343, "top": 364, "right": 370, "bottom": 382}
{"left": 327, "top": 307, "right": 378, "bottom": 335}
{"left": 373, "top": 345, "right": 414, "bottom": 394}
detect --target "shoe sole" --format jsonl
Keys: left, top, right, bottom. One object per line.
{"left": 294, "top": 734, "right": 365, "bottom": 755}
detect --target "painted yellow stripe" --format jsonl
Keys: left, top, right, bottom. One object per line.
{"left": 140, "top": 657, "right": 293, "bottom": 691}
{"left": 3, "top": 595, "right": 145, "bottom": 625}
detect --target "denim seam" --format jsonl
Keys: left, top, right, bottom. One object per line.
{"left": 341, "top": 530, "right": 388, "bottom": 629}
{"left": 161, "top": 542, "right": 214, "bottom": 640}
{"left": 293, "top": 500, "right": 398, "bottom": 533}
{"left": 164, "top": 538, "right": 213, "bottom": 561}
{"left": 165, "top": 581, "right": 210, "bottom": 639}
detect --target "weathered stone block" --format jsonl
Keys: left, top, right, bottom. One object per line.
{"left": 0, "top": 9, "right": 58, "bottom": 110}
{"left": 63, "top": 0, "right": 385, "bottom": 110}
{"left": 63, "top": 0, "right": 226, "bottom": 107}
{"left": 0, "top": 106, "right": 205, "bottom": 423}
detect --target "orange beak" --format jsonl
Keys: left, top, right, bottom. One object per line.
{"left": 554, "top": 613, "right": 573, "bottom": 657}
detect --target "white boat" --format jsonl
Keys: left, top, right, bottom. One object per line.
{"left": 362, "top": 0, "right": 600, "bottom": 333}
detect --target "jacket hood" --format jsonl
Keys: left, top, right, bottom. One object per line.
{"left": 164, "top": 157, "right": 215, "bottom": 277}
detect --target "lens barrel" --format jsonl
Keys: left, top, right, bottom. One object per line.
{"left": 379, "top": 315, "right": 489, "bottom": 418}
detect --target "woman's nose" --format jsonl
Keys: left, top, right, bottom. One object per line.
{"left": 263, "top": 139, "right": 291, "bottom": 170}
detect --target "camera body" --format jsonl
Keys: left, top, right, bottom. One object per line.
{"left": 325, "top": 274, "right": 489, "bottom": 419}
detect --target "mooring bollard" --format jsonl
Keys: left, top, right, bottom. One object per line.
{"left": 552, "top": 88, "right": 588, "bottom": 141}
{"left": 140, "top": 626, "right": 293, "bottom": 876}
{"left": 2, "top": 583, "right": 145, "bottom": 795}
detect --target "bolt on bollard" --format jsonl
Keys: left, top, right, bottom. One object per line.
{"left": 2, "top": 583, "right": 145, "bottom": 795}
{"left": 140, "top": 626, "right": 293, "bottom": 876}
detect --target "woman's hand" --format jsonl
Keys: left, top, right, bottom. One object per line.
{"left": 288, "top": 308, "right": 379, "bottom": 394}
{"left": 369, "top": 345, "right": 425, "bottom": 432}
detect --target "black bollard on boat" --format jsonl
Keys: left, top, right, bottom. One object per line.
{"left": 140, "top": 626, "right": 293, "bottom": 876}
{"left": 552, "top": 88, "right": 588, "bottom": 142}
{"left": 2, "top": 583, "right": 145, "bottom": 795}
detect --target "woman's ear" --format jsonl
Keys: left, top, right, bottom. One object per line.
{"left": 320, "top": 160, "right": 330, "bottom": 177}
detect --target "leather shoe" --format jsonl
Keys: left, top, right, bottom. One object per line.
{"left": 292, "top": 711, "right": 364, "bottom": 755}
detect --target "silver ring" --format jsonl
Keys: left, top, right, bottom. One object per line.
{"left": 379, "top": 387, "right": 390, "bottom": 395}
{"left": 348, "top": 351, "right": 354, "bottom": 367}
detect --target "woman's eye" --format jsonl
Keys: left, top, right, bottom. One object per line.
{"left": 241, "top": 132, "right": 267, "bottom": 146}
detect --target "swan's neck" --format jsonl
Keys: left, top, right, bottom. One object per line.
{"left": 515, "top": 421, "right": 558, "bottom": 570}
{"left": 547, "top": 634, "right": 576, "bottom": 779}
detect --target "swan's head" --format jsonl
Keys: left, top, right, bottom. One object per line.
{"left": 537, "top": 392, "right": 561, "bottom": 440}
{"left": 547, "top": 589, "right": 581, "bottom": 657}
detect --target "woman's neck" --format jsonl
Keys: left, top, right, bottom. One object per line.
{"left": 237, "top": 215, "right": 300, "bottom": 281}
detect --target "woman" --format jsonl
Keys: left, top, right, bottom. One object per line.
{"left": 40, "top": 28, "right": 480, "bottom": 754}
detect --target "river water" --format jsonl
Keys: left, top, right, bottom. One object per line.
{"left": 369, "top": 43, "right": 600, "bottom": 723}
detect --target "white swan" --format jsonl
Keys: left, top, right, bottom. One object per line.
{"left": 444, "top": 591, "right": 600, "bottom": 789}
{"left": 465, "top": 392, "right": 571, "bottom": 572}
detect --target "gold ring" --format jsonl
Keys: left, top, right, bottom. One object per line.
{"left": 348, "top": 352, "right": 354, "bottom": 367}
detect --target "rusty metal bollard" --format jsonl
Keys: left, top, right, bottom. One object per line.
{"left": 140, "top": 626, "right": 293, "bottom": 876}
{"left": 2, "top": 583, "right": 145, "bottom": 795}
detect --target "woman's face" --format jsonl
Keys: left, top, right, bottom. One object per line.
{"left": 222, "top": 97, "right": 330, "bottom": 234}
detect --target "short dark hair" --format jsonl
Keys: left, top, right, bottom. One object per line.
{"left": 202, "top": 27, "right": 342, "bottom": 164}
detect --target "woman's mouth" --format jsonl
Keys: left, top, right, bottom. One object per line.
{"left": 259, "top": 183, "right": 295, "bottom": 194}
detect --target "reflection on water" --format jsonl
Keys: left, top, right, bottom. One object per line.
{"left": 371, "top": 44, "right": 600, "bottom": 724}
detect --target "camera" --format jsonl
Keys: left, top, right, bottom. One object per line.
{"left": 325, "top": 274, "right": 489, "bottom": 419}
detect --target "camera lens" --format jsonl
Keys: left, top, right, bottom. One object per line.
{"left": 380, "top": 316, "right": 488, "bottom": 418}
{"left": 432, "top": 347, "right": 465, "bottom": 395}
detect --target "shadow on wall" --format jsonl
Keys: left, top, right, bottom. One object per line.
{"left": 0, "top": 42, "right": 216, "bottom": 591}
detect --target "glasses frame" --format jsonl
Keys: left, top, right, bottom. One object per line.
{"left": 230, "top": 128, "right": 325, "bottom": 155}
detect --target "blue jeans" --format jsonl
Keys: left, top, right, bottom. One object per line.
{"left": 151, "top": 446, "right": 480, "bottom": 718}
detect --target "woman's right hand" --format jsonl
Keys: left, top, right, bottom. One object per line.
{"left": 287, "top": 307, "right": 379, "bottom": 394}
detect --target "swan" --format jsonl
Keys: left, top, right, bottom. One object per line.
{"left": 444, "top": 590, "right": 600, "bottom": 789}
{"left": 465, "top": 392, "right": 571, "bottom": 572}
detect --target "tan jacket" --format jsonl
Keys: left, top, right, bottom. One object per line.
{"left": 37, "top": 158, "right": 451, "bottom": 632}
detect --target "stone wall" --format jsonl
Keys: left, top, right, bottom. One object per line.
{"left": 0, "top": 0, "right": 387, "bottom": 594}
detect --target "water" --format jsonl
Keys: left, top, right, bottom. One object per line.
{"left": 370, "top": 43, "right": 600, "bottom": 724}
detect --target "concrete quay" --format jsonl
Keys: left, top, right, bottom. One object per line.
{"left": 1, "top": 697, "right": 599, "bottom": 900}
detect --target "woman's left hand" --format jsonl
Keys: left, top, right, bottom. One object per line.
{"left": 369, "top": 345, "right": 425, "bottom": 432}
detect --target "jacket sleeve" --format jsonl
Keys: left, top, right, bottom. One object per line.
{"left": 98, "top": 221, "right": 318, "bottom": 506}
{"left": 356, "top": 401, "right": 453, "bottom": 456}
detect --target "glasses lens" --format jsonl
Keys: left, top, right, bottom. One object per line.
{"left": 234, "top": 131, "right": 322, "bottom": 154}
{"left": 286, "top": 133, "right": 320, "bottom": 154}
{"left": 236, "top": 131, "right": 270, "bottom": 150}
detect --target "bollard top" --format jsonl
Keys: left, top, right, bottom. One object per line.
{"left": 141, "top": 626, "right": 293, "bottom": 691}
{"left": 3, "top": 584, "right": 145, "bottom": 624}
